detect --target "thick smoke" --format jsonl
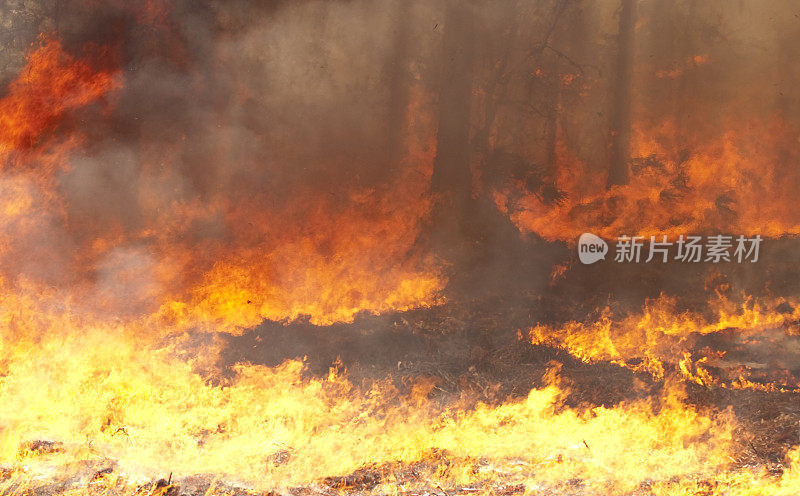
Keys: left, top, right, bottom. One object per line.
{"left": 3, "top": 0, "right": 800, "bottom": 334}
{"left": 2, "top": 0, "right": 448, "bottom": 328}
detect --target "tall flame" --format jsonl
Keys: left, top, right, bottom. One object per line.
{"left": 0, "top": 36, "right": 444, "bottom": 332}
{"left": 496, "top": 118, "right": 800, "bottom": 241}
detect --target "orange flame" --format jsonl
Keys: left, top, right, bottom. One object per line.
{"left": 528, "top": 294, "right": 800, "bottom": 390}
{"left": 497, "top": 117, "right": 800, "bottom": 241}
{"left": 0, "top": 38, "right": 118, "bottom": 159}
{"left": 0, "top": 37, "right": 443, "bottom": 332}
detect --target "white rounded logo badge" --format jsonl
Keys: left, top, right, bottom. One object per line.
{"left": 578, "top": 233, "right": 608, "bottom": 264}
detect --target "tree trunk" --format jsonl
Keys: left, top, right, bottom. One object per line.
{"left": 607, "top": 0, "right": 635, "bottom": 187}
{"left": 430, "top": 0, "right": 475, "bottom": 252}
{"left": 384, "top": 0, "right": 413, "bottom": 170}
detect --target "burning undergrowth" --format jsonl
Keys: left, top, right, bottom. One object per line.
{"left": 495, "top": 117, "right": 800, "bottom": 242}
{"left": 3, "top": 0, "right": 800, "bottom": 495}
{"left": 0, "top": 279, "right": 767, "bottom": 494}
{"left": 528, "top": 293, "right": 800, "bottom": 390}
{"left": 0, "top": 1, "right": 444, "bottom": 330}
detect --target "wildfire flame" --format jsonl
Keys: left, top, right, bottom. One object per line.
{"left": 0, "top": 35, "right": 444, "bottom": 332}
{"left": 529, "top": 293, "right": 800, "bottom": 391}
{"left": 2, "top": 3, "right": 800, "bottom": 496}
{"left": 496, "top": 118, "right": 800, "bottom": 241}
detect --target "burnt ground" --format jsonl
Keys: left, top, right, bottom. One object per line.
{"left": 8, "top": 229, "right": 800, "bottom": 496}
{"left": 11, "top": 203, "right": 800, "bottom": 492}
{"left": 220, "top": 232, "right": 800, "bottom": 480}
{"left": 7, "top": 241, "right": 800, "bottom": 495}
{"left": 221, "top": 302, "right": 800, "bottom": 470}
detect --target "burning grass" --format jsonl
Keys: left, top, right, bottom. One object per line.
{"left": 2, "top": 3, "right": 800, "bottom": 496}
{"left": 1, "top": 276, "right": 800, "bottom": 496}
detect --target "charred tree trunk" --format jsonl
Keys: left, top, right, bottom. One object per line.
{"left": 774, "top": 13, "right": 796, "bottom": 118}
{"left": 384, "top": 0, "right": 412, "bottom": 171}
{"left": 544, "top": 88, "right": 560, "bottom": 176}
{"left": 430, "top": 0, "right": 475, "bottom": 258}
{"left": 607, "top": 0, "right": 635, "bottom": 187}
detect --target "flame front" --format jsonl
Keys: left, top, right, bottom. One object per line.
{"left": 529, "top": 293, "right": 800, "bottom": 390}
{"left": 3, "top": 2, "right": 800, "bottom": 496}
{"left": 0, "top": 278, "right": 748, "bottom": 493}
{"left": 0, "top": 34, "right": 444, "bottom": 331}
{"left": 496, "top": 118, "right": 800, "bottom": 242}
